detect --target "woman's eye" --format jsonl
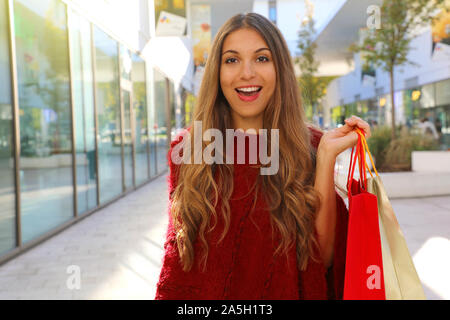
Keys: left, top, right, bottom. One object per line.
{"left": 225, "top": 56, "right": 269, "bottom": 64}
{"left": 225, "top": 57, "right": 237, "bottom": 64}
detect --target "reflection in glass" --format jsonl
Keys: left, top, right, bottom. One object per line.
{"left": 122, "top": 90, "right": 133, "bottom": 190}
{"left": 94, "top": 27, "right": 122, "bottom": 203}
{"left": 120, "top": 45, "right": 133, "bottom": 190}
{"left": 69, "top": 11, "right": 97, "bottom": 214}
{"left": 14, "top": 0, "right": 74, "bottom": 243}
{"left": 0, "top": 0, "right": 16, "bottom": 254}
{"left": 132, "top": 54, "right": 149, "bottom": 184}
{"left": 154, "top": 69, "right": 168, "bottom": 174}
{"left": 147, "top": 67, "right": 157, "bottom": 177}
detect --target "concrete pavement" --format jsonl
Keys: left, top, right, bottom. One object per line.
{"left": 0, "top": 173, "right": 448, "bottom": 300}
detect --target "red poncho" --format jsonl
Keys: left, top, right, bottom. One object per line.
{"left": 155, "top": 127, "right": 349, "bottom": 300}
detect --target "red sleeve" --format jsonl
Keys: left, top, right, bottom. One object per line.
{"left": 325, "top": 192, "right": 349, "bottom": 299}
{"left": 155, "top": 131, "right": 197, "bottom": 300}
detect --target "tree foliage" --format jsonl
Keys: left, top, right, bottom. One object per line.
{"left": 350, "top": 0, "right": 445, "bottom": 139}
{"left": 295, "top": 4, "right": 331, "bottom": 123}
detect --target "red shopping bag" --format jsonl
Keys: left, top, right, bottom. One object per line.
{"left": 343, "top": 130, "right": 386, "bottom": 300}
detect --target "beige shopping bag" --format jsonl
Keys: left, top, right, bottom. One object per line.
{"left": 356, "top": 129, "right": 426, "bottom": 300}
{"left": 367, "top": 176, "right": 426, "bottom": 299}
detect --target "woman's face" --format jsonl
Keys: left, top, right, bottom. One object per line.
{"left": 220, "top": 28, "right": 276, "bottom": 131}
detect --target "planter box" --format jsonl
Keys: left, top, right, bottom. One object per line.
{"left": 412, "top": 151, "right": 450, "bottom": 172}
{"left": 335, "top": 149, "right": 450, "bottom": 199}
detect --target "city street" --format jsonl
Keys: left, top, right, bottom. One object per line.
{"left": 0, "top": 172, "right": 448, "bottom": 300}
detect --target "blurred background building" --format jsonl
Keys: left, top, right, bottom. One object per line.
{"left": 317, "top": 0, "right": 450, "bottom": 151}
{"left": 1, "top": 0, "right": 449, "bottom": 264}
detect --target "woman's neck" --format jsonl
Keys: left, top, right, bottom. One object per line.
{"left": 232, "top": 115, "right": 263, "bottom": 133}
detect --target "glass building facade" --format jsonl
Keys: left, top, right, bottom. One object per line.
{"left": 0, "top": 0, "right": 175, "bottom": 263}
{"left": 330, "top": 78, "right": 450, "bottom": 150}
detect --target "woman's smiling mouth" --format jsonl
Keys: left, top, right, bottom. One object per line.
{"left": 235, "top": 86, "right": 262, "bottom": 101}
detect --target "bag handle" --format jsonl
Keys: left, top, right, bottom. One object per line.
{"left": 347, "top": 133, "right": 363, "bottom": 198}
{"left": 354, "top": 128, "right": 379, "bottom": 180}
{"left": 346, "top": 128, "right": 380, "bottom": 197}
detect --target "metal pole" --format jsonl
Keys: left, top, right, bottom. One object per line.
{"left": 7, "top": 0, "right": 22, "bottom": 247}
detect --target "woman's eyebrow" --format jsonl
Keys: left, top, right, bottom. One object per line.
{"left": 221, "top": 48, "right": 271, "bottom": 56}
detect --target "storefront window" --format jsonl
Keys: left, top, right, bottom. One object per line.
{"left": 435, "top": 79, "right": 450, "bottom": 107}
{"left": 420, "top": 83, "right": 435, "bottom": 109}
{"left": 69, "top": 10, "right": 97, "bottom": 214}
{"left": 0, "top": 0, "right": 16, "bottom": 253}
{"left": 147, "top": 66, "right": 157, "bottom": 177}
{"left": 94, "top": 26, "right": 122, "bottom": 204}
{"left": 14, "top": 0, "right": 73, "bottom": 243}
{"left": 120, "top": 45, "right": 133, "bottom": 191}
{"left": 154, "top": 69, "right": 168, "bottom": 174}
{"left": 132, "top": 54, "right": 149, "bottom": 185}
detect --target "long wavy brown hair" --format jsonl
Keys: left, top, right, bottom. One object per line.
{"left": 171, "top": 13, "right": 322, "bottom": 272}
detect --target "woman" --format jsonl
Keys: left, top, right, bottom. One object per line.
{"left": 155, "top": 13, "right": 370, "bottom": 300}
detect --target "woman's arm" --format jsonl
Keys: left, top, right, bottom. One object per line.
{"left": 314, "top": 150, "right": 337, "bottom": 268}
{"left": 313, "top": 115, "right": 371, "bottom": 268}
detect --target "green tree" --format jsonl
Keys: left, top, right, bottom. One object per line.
{"left": 350, "top": 0, "right": 445, "bottom": 140}
{"left": 295, "top": 1, "right": 331, "bottom": 124}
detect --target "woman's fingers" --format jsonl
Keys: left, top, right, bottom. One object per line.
{"left": 344, "top": 116, "right": 371, "bottom": 138}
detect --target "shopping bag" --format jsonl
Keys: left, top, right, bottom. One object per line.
{"left": 356, "top": 131, "right": 426, "bottom": 300}
{"left": 343, "top": 131, "right": 386, "bottom": 300}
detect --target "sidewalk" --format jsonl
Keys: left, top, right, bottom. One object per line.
{"left": 0, "top": 173, "right": 448, "bottom": 300}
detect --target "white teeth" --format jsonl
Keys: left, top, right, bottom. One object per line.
{"left": 237, "top": 87, "right": 260, "bottom": 92}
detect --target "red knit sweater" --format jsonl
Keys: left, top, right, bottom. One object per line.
{"left": 155, "top": 127, "right": 349, "bottom": 300}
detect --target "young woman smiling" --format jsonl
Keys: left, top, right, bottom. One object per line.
{"left": 155, "top": 13, "right": 371, "bottom": 300}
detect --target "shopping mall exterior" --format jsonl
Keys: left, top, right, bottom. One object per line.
{"left": 1, "top": 0, "right": 449, "bottom": 264}
{"left": 313, "top": 0, "right": 450, "bottom": 149}
{"left": 0, "top": 0, "right": 182, "bottom": 263}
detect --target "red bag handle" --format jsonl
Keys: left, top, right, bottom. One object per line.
{"left": 347, "top": 129, "right": 368, "bottom": 199}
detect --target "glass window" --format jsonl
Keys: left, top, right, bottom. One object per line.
{"left": 122, "top": 89, "right": 133, "bottom": 190}
{"left": 147, "top": 66, "right": 157, "bottom": 177}
{"left": 269, "top": 1, "right": 277, "bottom": 24}
{"left": 120, "top": 45, "right": 133, "bottom": 190}
{"left": 436, "top": 79, "right": 450, "bottom": 107}
{"left": 420, "top": 83, "right": 435, "bottom": 109}
{"left": 132, "top": 53, "right": 149, "bottom": 185}
{"left": 0, "top": 0, "right": 16, "bottom": 254}
{"left": 68, "top": 11, "right": 97, "bottom": 214}
{"left": 14, "top": 0, "right": 73, "bottom": 243}
{"left": 94, "top": 26, "right": 122, "bottom": 203}
{"left": 154, "top": 69, "right": 168, "bottom": 174}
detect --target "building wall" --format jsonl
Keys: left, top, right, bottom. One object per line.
{"left": 323, "top": 25, "right": 450, "bottom": 149}
{"left": 325, "top": 27, "right": 450, "bottom": 109}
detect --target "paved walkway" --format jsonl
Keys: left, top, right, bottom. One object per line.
{"left": 0, "top": 173, "right": 448, "bottom": 300}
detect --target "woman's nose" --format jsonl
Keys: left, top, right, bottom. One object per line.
{"left": 240, "top": 61, "right": 255, "bottom": 79}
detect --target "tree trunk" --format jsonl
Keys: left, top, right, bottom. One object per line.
{"left": 389, "top": 68, "right": 396, "bottom": 140}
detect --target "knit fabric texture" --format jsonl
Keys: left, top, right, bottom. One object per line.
{"left": 155, "top": 126, "right": 349, "bottom": 300}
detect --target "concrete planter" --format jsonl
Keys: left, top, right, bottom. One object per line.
{"left": 412, "top": 151, "right": 450, "bottom": 172}
{"left": 335, "top": 149, "right": 450, "bottom": 199}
